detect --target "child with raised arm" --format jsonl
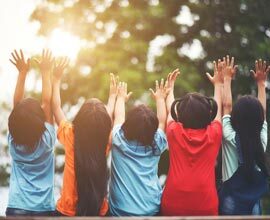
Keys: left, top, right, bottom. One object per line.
{"left": 6, "top": 49, "right": 56, "bottom": 216}
{"left": 161, "top": 66, "right": 223, "bottom": 216}
{"left": 109, "top": 80, "right": 168, "bottom": 216}
{"left": 219, "top": 57, "right": 269, "bottom": 215}
{"left": 53, "top": 60, "right": 115, "bottom": 216}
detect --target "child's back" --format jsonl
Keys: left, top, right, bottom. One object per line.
{"left": 109, "top": 80, "right": 168, "bottom": 216}
{"left": 109, "top": 122, "right": 167, "bottom": 216}
{"left": 6, "top": 50, "right": 56, "bottom": 216}
{"left": 162, "top": 119, "right": 221, "bottom": 215}
{"left": 161, "top": 66, "right": 223, "bottom": 216}
{"left": 8, "top": 118, "right": 55, "bottom": 212}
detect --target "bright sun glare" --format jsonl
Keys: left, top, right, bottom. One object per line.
{"left": 48, "top": 28, "right": 83, "bottom": 61}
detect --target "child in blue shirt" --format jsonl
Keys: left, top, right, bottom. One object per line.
{"left": 109, "top": 80, "right": 168, "bottom": 216}
{"left": 6, "top": 50, "right": 56, "bottom": 216}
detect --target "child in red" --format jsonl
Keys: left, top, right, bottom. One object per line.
{"left": 161, "top": 65, "right": 223, "bottom": 215}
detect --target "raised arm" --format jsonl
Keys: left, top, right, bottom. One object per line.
{"left": 165, "top": 69, "right": 180, "bottom": 125}
{"left": 251, "top": 59, "right": 270, "bottom": 118}
{"left": 222, "top": 56, "right": 238, "bottom": 115}
{"left": 35, "top": 49, "right": 55, "bottom": 124}
{"left": 9, "top": 49, "right": 30, "bottom": 107}
{"left": 113, "top": 82, "right": 132, "bottom": 126}
{"left": 106, "top": 73, "right": 118, "bottom": 120}
{"left": 206, "top": 59, "right": 224, "bottom": 122}
{"left": 52, "top": 57, "right": 69, "bottom": 125}
{"left": 150, "top": 79, "right": 167, "bottom": 131}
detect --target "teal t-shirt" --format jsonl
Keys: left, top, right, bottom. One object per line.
{"left": 222, "top": 115, "right": 268, "bottom": 182}
{"left": 109, "top": 125, "right": 167, "bottom": 216}
{"left": 7, "top": 122, "right": 56, "bottom": 211}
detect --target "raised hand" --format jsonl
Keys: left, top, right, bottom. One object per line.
{"left": 106, "top": 73, "right": 119, "bottom": 119}
{"left": 206, "top": 60, "right": 224, "bottom": 85}
{"left": 166, "top": 68, "right": 180, "bottom": 93}
{"left": 35, "top": 49, "right": 55, "bottom": 73}
{"left": 9, "top": 49, "right": 30, "bottom": 74}
{"left": 109, "top": 73, "right": 119, "bottom": 97}
{"left": 53, "top": 57, "right": 69, "bottom": 80}
{"left": 150, "top": 79, "right": 168, "bottom": 100}
{"left": 251, "top": 59, "right": 270, "bottom": 84}
{"left": 118, "top": 82, "right": 132, "bottom": 102}
{"left": 222, "top": 55, "right": 238, "bottom": 79}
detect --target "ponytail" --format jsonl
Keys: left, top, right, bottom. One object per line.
{"left": 170, "top": 93, "right": 217, "bottom": 129}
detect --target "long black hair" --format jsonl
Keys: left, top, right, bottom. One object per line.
{"left": 122, "top": 104, "right": 158, "bottom": 147}
{"left": 231, "top": 95, "right": 268, "bottom": 178}
{"left": 73, "top": 98, "right": 112, "bottom": 216}
{"left": 171, "top": 92, "right": 217, "bottom": 129}
{"left": 8, "top": 98, "right": 46, "bottom": 150}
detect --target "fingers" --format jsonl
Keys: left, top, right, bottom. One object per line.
{"left": 126, "top": 92, "right": 133, "bottom": 100}
{"left": 172, "top": 68, "right": 180, "bottom": 80}
{"left": 110, "top": 73, "right": 115, "bottom": 87}
{"left": 226, "top": 55, "right": 230, "bottom": 66}
{"left": 250, "top": 70, "right": 256, "bottom": 78}
{"left": 155, "top": 80, "right": 159, "bottom": 91}
{"left": 14, "top": 50, "right": 20, "bottom": 61}
{"left": 263, "top": 61, "right": 267, "bottom": 71}
{"left": 213, "top": 61, "right": 217, "bottom": 73}
{"left": 206, "top": 72, "right": 213, "bottom": 83}
{"left": 233, "top": 65, "right": 238, "bottom": 74}
{"left": 255, "top": 60, "right": 259, "bottom": 72}
{"left": 11, "top": 51, "right": 18, "bottom": 62}
{"left": 230, "top": 56, "right": 234, "bottom": 68}
{"left": 20, "top": 49, "right": 25, "bottom": 62}
{"left": 160, "top": 78, "right": 164, "bottom": 89}
{"left": 149, "top": 88, "right": 155, "bottom": 97}
{"left": 9, "top": 59, "right": 16, "bottom": 66}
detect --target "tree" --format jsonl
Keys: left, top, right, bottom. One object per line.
{"left": 31, "top": 0, "right": 201, "bottom": 106}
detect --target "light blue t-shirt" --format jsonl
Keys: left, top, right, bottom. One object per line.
{"left": 109, "top": 125, "right": 167, "bottom": 216}
{"left": 7, "top": 122, "right": 56, "bottom": 211}
{"left": 222, "top": 115, "right": 268, "bottom": 182}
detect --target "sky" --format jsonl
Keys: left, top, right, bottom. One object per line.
{"left": 0, "top": 0, "right": 42, "bottom": 102}
{"left": 0, "top": 0, "right": 84, "bottom": 103}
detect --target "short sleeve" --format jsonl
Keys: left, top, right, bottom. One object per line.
{"left": 57, "top": 120, "right": 74, "bottom": 146}
{"left": 42, "top": 122, "right": 56, "bottom": 149}
{"left": 154, "top": 129, "right": 167, "bottom": 153}
{"left": 261, "top": 121, "right": 268, "bottom": 151}
{"left": 222, "top": 115, "right": 236, "bottom": 143}
{"left": 112, "top": 124, "right": 124, "bottom": 149}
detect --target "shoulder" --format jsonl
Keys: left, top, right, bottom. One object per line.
{"left": 57, "top": 120, "right": 74, "bottom": 145}
{"left": 153, "top": 128, "right": 168, "bottom": 154}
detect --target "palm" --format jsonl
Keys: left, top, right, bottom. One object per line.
{"left": 36, "top": 49, "right": 54, "bottom": 72}
{"left": 10, "top": 50, "right": 30, "bottom": 74}
{"left": 252, "top": 59, "right": 270, "bottom": 82}
{"left": 53, "top": 57, "right": 69, "bottom": 80}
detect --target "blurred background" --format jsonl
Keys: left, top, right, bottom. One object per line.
{"left": 0, "top": 0, "right": 269, "bottom": 216}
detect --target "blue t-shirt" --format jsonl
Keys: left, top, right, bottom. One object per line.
{"left": 7, "top": 122, "right": 56, "bottom": 211}
{"left": 109, "top": 125, "right": 167, "bottom": 216}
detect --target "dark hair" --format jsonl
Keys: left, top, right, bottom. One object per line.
{"left": 73, "top": 98, "right": 112, "bottom": 216}
{"left": 231, "top": 95, "right": 268, "bottom": 178}
{"left": 8, "top": 98, "right": 46, "bottom": 149}
{"left": 122, "top": 104, "right": 158, "bottom": 147}
{"left": 171, "top": 92, "right": 217, "bottom": 129}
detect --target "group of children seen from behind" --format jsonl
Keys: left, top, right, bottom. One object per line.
{"left": 5, "top": 49, "right": 269, "bottom": 216}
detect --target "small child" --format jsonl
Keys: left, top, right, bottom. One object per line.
{"left": 6, "top": 50, "right": 56, "bottom": 216}
{"left": 52, "top": 59, "right": 116, "bottom": 216}
{"left": 161, "top": 67, "right": 223, "bottom": 216}
{"left": 109, "top": 80, "right": 168, "bottom": 216}
{"left": 220, "top": 57, "right": 269, "bottom": 215}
